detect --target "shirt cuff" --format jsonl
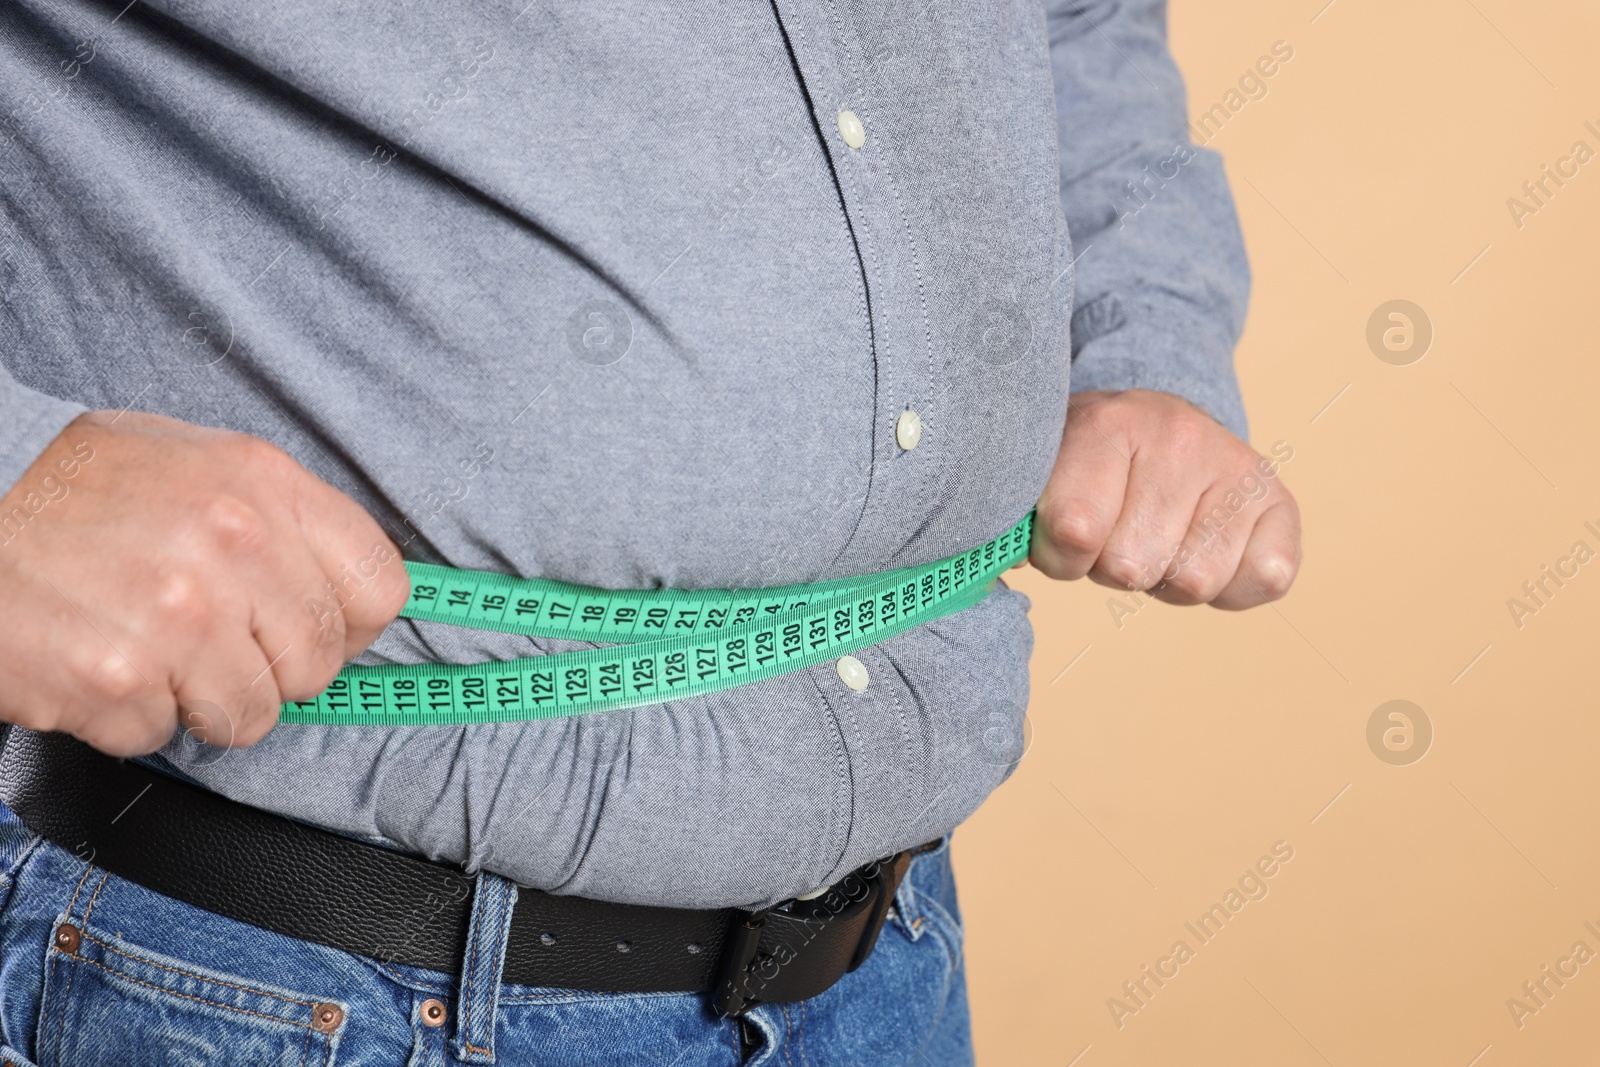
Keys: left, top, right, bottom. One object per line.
{"left": 0, "top": 374, "right": 87, "bottom": 492}
{"left": 1068, "top": 294, "right": 1250, "bottom": 443}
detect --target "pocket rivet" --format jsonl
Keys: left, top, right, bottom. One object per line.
{"left": 53, "top": 924, "right": 81, "bottom": 954}
{"left": 311, "top": 1002, "right": 344, "bottom": 1034}
{"left": 420, "top": 998, "right": 448, "bottom": 1028}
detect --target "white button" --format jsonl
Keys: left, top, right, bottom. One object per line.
{"left": 837, "top": 110, "right": 866, "bottom": 150}
{"left": 836, "top": 654, "right": 869, "bottom": 691}
{"left": 896, "top": 409, "right": 922, "bottom": 451}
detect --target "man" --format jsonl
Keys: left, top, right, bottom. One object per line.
{"left": 0, "top": 0, "right": 1299, "bottom": 1062}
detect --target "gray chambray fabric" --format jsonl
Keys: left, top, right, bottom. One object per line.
{"left": 0, "top": 0, "right": 1249, "bottom": 907}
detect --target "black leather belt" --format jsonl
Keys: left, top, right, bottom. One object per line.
{"left": 0, "top": 728, "right": 921, "bottom": 1016}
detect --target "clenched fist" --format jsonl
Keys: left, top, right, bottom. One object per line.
{"left": 0, "top": 411, "right": 409, "bottom": 756}
{"left": 1030, "top": 390, "right": 1301, "bottom": 609}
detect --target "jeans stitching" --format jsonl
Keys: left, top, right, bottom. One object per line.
{"left": 46, "top": 866, "right": 100, "bottom": 1065}
{"left": 460, "top": 878, "right": 510, "bottom": 1059}
{"left": 50, "top": 954, "right": 325, "bottom": 1031}
{"left": 365, "top": 959, "right": 450, "bottom": 995}
{"left": 77, "top": 872, "right": 112, "bottom": 926}
{"left": 496, "top": 989, "right": 687, "bottom": 1005}
{"left": 460, "top": 882, "right": 486, "bottom": 1051}
{"left": 78, "top": 929, "right": 323, "bottom": 1008}
{"left": 60, "top": 863, "right": 95, "bottom": 925}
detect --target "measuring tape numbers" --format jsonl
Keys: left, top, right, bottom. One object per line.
{"left": 281, "top": 511, "right": 1034, "bottom": 726}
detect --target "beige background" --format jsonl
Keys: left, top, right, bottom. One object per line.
{"left": 956, "top": 0, "right": 1600, "bottom": 1063}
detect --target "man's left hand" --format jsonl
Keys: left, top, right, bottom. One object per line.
{"left": 1028, "top": 389, "right": 1301, "bottom": 610}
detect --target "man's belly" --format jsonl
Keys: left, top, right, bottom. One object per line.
{"left": 158, "top": 579, "right": 1034, "bottom": 909}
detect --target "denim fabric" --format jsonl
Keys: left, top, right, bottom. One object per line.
{"left": 0, "top": 802, "right": 972, "bottom": 1066}
{"left": 0, "top": 0, "right": 1249, "bottom": 907}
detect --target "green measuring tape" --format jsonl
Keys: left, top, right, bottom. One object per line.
{"left": 281, "top": 512, "right": 1034, "bottom": 726}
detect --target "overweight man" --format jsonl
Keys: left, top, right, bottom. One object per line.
{"left": 0, "top": 0, "right": 1299, "bottom": 1062}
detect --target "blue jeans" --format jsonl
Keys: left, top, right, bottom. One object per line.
{"left": 0, "top": 801, "right": 972, "bottom": 1065}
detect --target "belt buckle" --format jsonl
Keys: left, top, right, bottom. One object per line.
{"left": 847, "top": 849, "right": 912, "bottom": 972}
{"left": 710, "top": 906, "right": 770, "bottom": 1017}
{"left": 709, "top": 848, "right": 915, "bottom": 1017}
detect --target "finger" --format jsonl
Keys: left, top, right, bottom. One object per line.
{"left": 167, "top": 463, "right": 341, "bottom": 722}
{"left": 1087, "top": 456, "right": 1204, "bottom": 596}
{"left": 289, "top": 473, "right": 410, "bottom": 659}
{"left": 1031, "top": 413, "right": 1131, "bottom": 580}
{"left": 235, "top": 540, "right": 351, "bottom": 703}
{"left": 172, "top": 636, "right": 283, "bottom": 748}
{"left": 232, "top": 437, "right": 407, "bottom": 659}
{"left": 55, "top": 647, "right": 179, "bottom": 757}
{"left": 30, "top": 585, "right": 180, "bottom": 756}
{"left": 1146, "top": 481, "right": 1261, "bottom": 606}
{"left": 1210, "top": 499, "right": 1302, "bottom": 610}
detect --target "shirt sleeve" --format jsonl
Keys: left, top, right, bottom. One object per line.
{"left": 1047, "top": 0, "right": 1252, "bottom": 441}
{"left": 0, "top": 370, "right": 84, "bottom": 492}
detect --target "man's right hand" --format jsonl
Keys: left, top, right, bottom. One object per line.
{"left": 0, "top": 411, "right": 409, "bottom": 757}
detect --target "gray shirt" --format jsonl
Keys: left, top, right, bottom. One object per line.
{"left": 0, "top": 0, "right": 1249, "bottom": 908}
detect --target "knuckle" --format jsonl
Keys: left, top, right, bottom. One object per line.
{"left": 1252, "top": 555, "right": 1298, "bottom": 600}
{"left": 153, "top": 571, "right": 211, "bottom": 626}
{"left": 1165, "top": 409, "right": 1213, "bottom": 452}
{"left": 80, "top": 651, "right": 149, "bottom": 703}
{"left": 1047, "top": 500, "right": 1111, "bottom": 554}
{"left": 201, "top": 495, "right": 269, "bottom": 555}
{"left": 1170, "top": 556, "right": 1228, "bottom": 601}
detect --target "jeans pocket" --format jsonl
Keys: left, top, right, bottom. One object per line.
{"left": 35, "top": 915, "right": 345, "bottom": 1067}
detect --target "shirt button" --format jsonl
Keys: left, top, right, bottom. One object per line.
{"left": 896, "top": 409, "right": 922, "bottom": 451}
{"left": 837, "top": 110, "right": 866, "bottom": 150}
{"left": 836, "top": 655, "right": 869, "bottom": 691}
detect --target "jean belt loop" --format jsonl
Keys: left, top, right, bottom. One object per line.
{"left": 452, "top": 870, "right": 519, "bottom": 1064}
